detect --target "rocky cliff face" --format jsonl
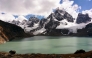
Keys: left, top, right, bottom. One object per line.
{"left": 53, "top": 9, "right": 74, "bottom": 22}
{"left": 76, "top": 13, "right": 91, "bottom": 24}
{"left": 0, "top": 20, "right": 30, "bottom": 43}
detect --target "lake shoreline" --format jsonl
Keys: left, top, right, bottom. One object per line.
{"left": 0, "top": 50, "right": 92, "bottom": 58}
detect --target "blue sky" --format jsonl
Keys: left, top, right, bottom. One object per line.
{"left": 73, "top": 0, "right": 92, "bottom": 12}
{"left": 13, "top": 14, "right": 44, "bottom": 19}
{"left": 24, "top": 14, "right": 44, "bottom": 19}
{"left": 60, "top": 0, "right": 92, "bottom": 12}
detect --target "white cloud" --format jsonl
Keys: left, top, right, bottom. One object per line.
{"left": 82, "top": 9, "right": 92, "bottom": 18}
{"left": 0, "top": 13, "right": 15, "bottom": 21}
{"left": 0, "top": 0, "right": 88, "bottom": 23}
{"left": 0, "top": 13, "right": 27, "bottom": 22}
{"left": 0, "top": 0, "right": 61, "bottom": 17}
{"left": 0, "top": 0, "right": 81, "bottom": 18}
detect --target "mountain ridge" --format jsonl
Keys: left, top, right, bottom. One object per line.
{"left": 1, "top": 9, "right": 92, "bottom": 36}
{"left": 0, "top": 20, "right": 31, "bottom": 43}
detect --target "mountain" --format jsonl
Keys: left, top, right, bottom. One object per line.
{"left": 0, "top": 20, "right": 30, "bottom": 43}
{"left": 7, "top": 9, "right": 92, "bottom": 36}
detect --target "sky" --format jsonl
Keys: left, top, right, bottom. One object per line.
{"left": 0, "top": 0, "right": 92, "bottom": 21}
{"left": 60, "top": 0, "right": 92, "bottom": 11}
{"left": 72, "top": 0, "right": 92, "bottom": 12}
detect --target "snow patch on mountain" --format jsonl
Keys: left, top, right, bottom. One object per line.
{"left": 33, "top": 28, "right": 46, "bottom": 35}
{"left": 16, "top": 15, "right": 28, "bottom": 22}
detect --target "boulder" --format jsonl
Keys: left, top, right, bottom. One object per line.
{"left": 9, "top": 50, "right": 16, "bottom": 55}
{"left": 74, "top": 49, "right": 86, "bottom": 54}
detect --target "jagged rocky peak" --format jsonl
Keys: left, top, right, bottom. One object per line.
{"left": 51, "top": 9, "right": 74, "bottom": 22}
{"left": 76, "top": 13, "right": 91, "bottom": 24}
{"left": 27, "top": 17, "right": 40, "bottom": 27}
{"left": 29, "top": 17, "right": 40, "bottom": 23}
{"left": 44, "top": 13, "right": 60, "bottom": 29}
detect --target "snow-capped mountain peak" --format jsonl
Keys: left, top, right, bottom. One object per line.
{"left": 1, "top": 8, "right": 92, "bottom": 36}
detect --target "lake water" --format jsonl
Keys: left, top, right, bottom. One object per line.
{"left": 0, "top": 36, "right": 92, "bottom": 54}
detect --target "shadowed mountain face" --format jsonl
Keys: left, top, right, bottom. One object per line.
{"left": 54, "top": 9, "right": 74, "bottom": 22}
{"left": 27, "top": 17, "right": 40, "bottom": 27}
{"left": 76, "top": 13, "right": 91, "bottom": 24}
{"left": 85, "top": 23, "right": 92, "bottom": 36}
{"left": 0, "top": 20, "right": 30, "bottom": 43}
{"left": 4, "top": 9, "right": 92, "bottom": 36}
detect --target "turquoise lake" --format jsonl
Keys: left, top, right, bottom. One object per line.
{"left": 0, "top": 36, "right": 92, "bottom": 54}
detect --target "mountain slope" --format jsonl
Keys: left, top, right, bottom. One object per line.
{"left": 0, "top": 20, "right": 30, "bottom": 43}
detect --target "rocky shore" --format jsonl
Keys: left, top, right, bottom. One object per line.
{"left": 0, "top": 50, "right": 92, "bottom": 58}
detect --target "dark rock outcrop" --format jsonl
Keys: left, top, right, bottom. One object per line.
{"left": 39, "top": 18, "right": 47, "bottom": 27}
{"left": 27, "top": 17, "right": 39, "bottom": 27}
{"left": 54, "top": 9, "right": 74, "bottom": 22}
{"left": 76, "top": 13, "right": 91, "bottom": 24}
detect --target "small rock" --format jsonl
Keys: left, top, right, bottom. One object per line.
{"left": 9, "top": 50, "right": 16, "bottom": 55}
